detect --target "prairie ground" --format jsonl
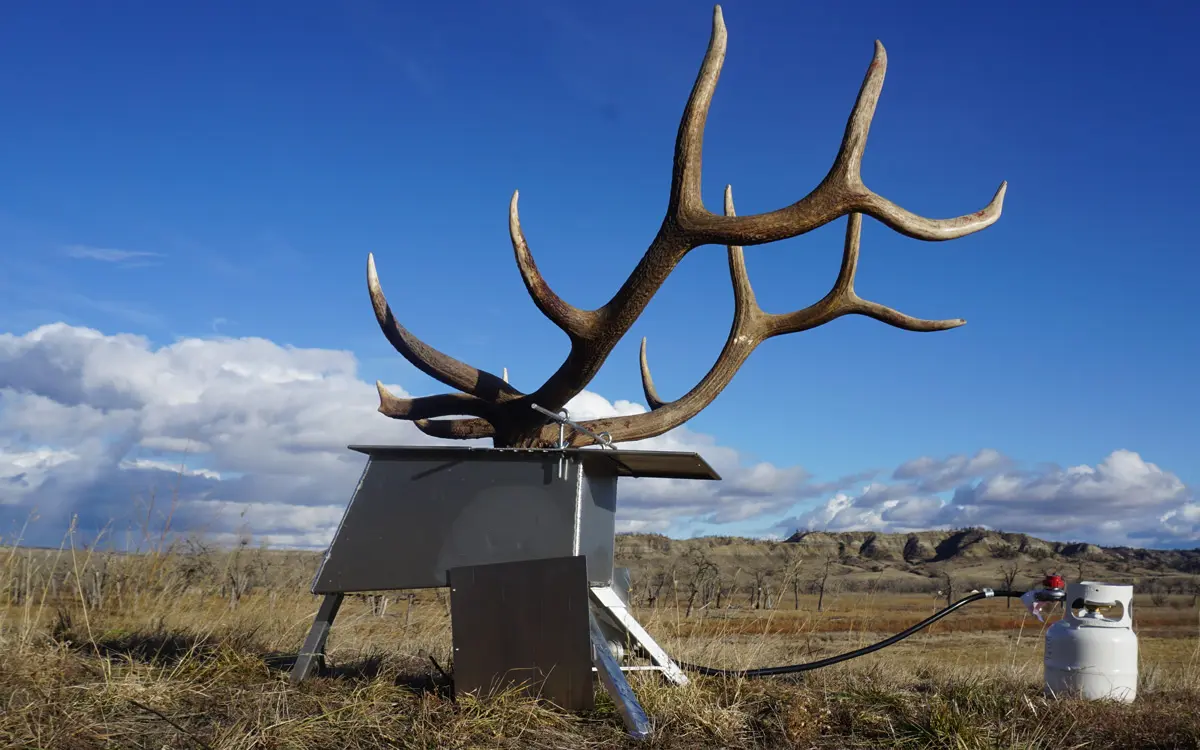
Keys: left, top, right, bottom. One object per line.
{"left": 2, "top": 543, "right": 1199, "bottom": 749}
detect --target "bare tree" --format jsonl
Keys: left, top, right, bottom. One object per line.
{"left": 716, "top": 564, "right": 743, "bottom": 610}
{"left": 777, "top": 546, "right": 807, "bottom": 610}
{"left": 1000, "top": 561, "right": 1021, "bottom": 608}
{"left": 682, "top": 549, "right": 719, "bottom": 617}
{"left": 714, "top": 574, "right": 735, "bottom": 610}
{"left": 1147, "top": 579, "right": 1168, "bottom": 607}
{"left": 362, "top": 6, "right": 1006, "bottom": 449}
{"left": 815, "top": 554, "right": 839, "bottom": 613}
{"left": 226, "top": 548, "right": 252, "bottom": 611}
{"left": 1075, "top": 558, "right": 1089, "bottom": 583}
{"left": 646, "top": 571, "right": 670, "bottom": 609}
{"left": 176, "top": 537, "right": 216, "bottom": 595}
{"left": 750, "top": 569, "right": 774, "bottom": 610}
{"left": 940, "top": 570, "right": 956, "bottom": 608}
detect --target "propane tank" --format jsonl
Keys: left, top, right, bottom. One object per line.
{"left": 1044, "top": 581, "right": 1138, "bottom": 702}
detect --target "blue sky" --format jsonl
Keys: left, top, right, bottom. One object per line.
{"left": 0, "top": 1, "right": 1197, "bottom": 547}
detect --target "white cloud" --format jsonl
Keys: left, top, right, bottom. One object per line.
{"left": 117, "top": 458, "right": 222, "bottom": 480}
{"left": 0, "top": 446, "right": 79, "bottom": 504}
{"left": 0, "top": 323, "right": 455, "bottom": 544}
{"left": 892, "top": 448, "right": 1011, "bottom": 492}
{"left": 1, "top": 324, "right": 1194, "bottom": 550}
{"left": 945, "top": 450, "right": 1190, "bottom": 543}
{"left": 1159, "top": 503, "right": 1200, "bottom": 541}
{"left": 0, "top": 323, "right": 821, "bottom": 547}
{"left": 781, "top": 485, "right": 947, "bottom": 535}
{"left": 139, "top": 436, "right": 212, "bottom": 453}
{"left": 779, "top": 449, "right": 1194, "bottom": 547}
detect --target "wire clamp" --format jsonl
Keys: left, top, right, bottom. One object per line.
{"left": 532, "top": 403, "right": 615, "bottom": 449}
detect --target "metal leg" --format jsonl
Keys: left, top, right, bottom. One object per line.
{"left": 290, "top": 593, "right": 344, "bottom": 685}
{"left": 591, "top": 585, "right": 688, "bottom": 686}
{"left": 589, "top": 608, "right": 652, "bottom": 741}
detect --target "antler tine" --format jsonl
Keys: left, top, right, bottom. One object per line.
{"left": 638, "top": 338, "right": 666, "bottom": 409}
{"left": 602, "top": 186, "right": 962, "bottom": 445}
{"left": 412, "top": 417, "right": 496, "bottom": 440}
{"left": 676, "top": 8, "right": 1006, "bottom": 246}
{"left": 510, "top": 191, "right": 598, "bottom": 341}
{"left": 367, "top": 253, "right": 521, "bottom": 402}
{"left": 762, "top": 212, "right": 965, "bottom": 336}
{"left": 670, "top": 4, "right": 728, "bottom": 221}
{"left": 375, "top": 382, "right": 495, "bottom": 420}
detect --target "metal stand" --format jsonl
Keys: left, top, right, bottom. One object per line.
{"left": 590, "top": 582, "right": 688, "bottom": 687}
{"left": 589, "top": 607, "right": 651, "bottom": 739}
{"left": 289, "top": 444, "right": 718, "bottom": 738}
{"left": 289, "top": 593, "right": 344, "bottom": 685}
{"left": 289, "top": 562, "right": 687, "bottom": 741}
{"left": 586, "top": 576, "right": 688, "bottom": 741}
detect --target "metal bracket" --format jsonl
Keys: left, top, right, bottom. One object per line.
{"left": 590, "top": 585, "right": 688, "bottom": 687}
{"left": 532, "top": 404, "right": 615, "bottom": 450}
{"left": 589, "top": 607, "right": 652, "bottom": 740}
{"left": 290, "top": 593, "right": 344, "bottom": 684}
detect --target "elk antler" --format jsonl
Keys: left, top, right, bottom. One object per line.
{"left": 367, "top": 5, "right": 1006, "bottom": 448}
{"left": 581, "top": 186, "right": 962, "bottom": 443}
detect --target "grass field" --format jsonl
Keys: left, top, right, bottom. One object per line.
{"left": 2, "top": 539, "right": 1199, "bottom": 749}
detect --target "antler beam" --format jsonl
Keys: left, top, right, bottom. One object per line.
{"left": 586, "top": 187, "right": 962, "bottom": 444}
{"left": 367, "top": 5, "right": 1005, "bottom": 448}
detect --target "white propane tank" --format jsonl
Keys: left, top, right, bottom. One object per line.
{"left": 1044, "top": 581, "right": 1138, "bottom": 702}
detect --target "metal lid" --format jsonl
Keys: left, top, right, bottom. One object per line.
{"left": 347, "top": 445, "right": 721, "bottom": 480}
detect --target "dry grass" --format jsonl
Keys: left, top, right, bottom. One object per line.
{"left": 2, "top": 537, "right": 1199, "bottom": 749}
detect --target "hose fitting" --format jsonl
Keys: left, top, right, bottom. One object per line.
{"left": 1033, "top": 574, "right": 1066, "bottom": 602}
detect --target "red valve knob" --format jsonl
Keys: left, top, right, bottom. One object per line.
{"left": 1043, "top": 574, "right": 1065, "bottom": 590}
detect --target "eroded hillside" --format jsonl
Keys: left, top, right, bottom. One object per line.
{"left": 614, "top": 528, "right": 1200, "bottom": 609}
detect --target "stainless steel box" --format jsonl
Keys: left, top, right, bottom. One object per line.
{"left": 310, "top": 446, "right": 718, "bottom": 593}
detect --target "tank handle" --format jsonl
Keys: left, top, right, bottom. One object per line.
{"left": 1065, "top": 583, "right": 1133, "bottom": 626}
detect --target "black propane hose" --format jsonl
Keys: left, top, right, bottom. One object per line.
{"left": 667, "top": 588, "right": 1027, "bottom": 679}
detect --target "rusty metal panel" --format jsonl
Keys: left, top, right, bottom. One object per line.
{"left": 448, "top": 556, "right": 594, "bottom": 711}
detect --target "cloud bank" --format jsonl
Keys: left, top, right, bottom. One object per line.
{"left": 778, "top": 449, "right": 1194, "bottom": 547}
{"left": 0, "top": 324, "right": 1194, "bottom": 550}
